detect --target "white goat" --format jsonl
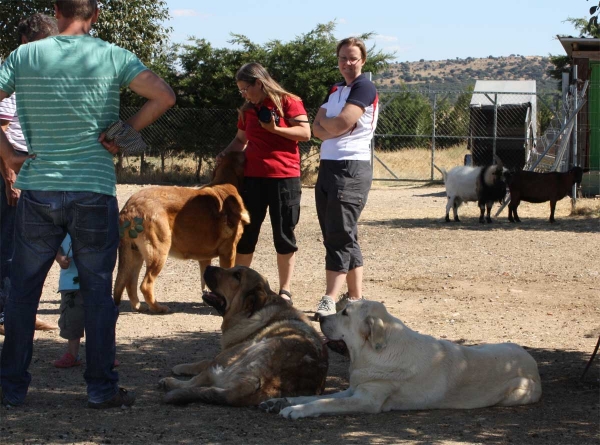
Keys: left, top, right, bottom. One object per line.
{"left": 435, "top": 157, "right": 510, "bottom": 223}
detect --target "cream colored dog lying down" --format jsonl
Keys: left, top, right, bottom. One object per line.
{"left": 261, "top": 300, "right": 542, "bottom": 419}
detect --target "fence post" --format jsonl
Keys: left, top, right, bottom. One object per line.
{"left": 562, "top": 72, "right": 570, "bottom": 125}
{"left": 431, "top": 92, "right": 437, "bottom": 180}
{"left": 572, "top": 65, "right": 578, "bottom": 205}
{"left": 493, "top": 93, "right": 498, "bottom": 161}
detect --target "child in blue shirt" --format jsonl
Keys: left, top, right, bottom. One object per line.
{"left": 53, "top": 234, "right": 119, "bottom": 368}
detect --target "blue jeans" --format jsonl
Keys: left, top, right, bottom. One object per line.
{"left": 0, "top": 191, "right": 120, "bottom": 405}
{"left": 0, "top": 180, "right": 16, "bottom": 298}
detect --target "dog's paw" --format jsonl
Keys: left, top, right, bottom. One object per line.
{"left": 149, "top": 304, "right": 170, "bottom": 314}
{"left": 279, "top": 405, "right": 307, "bottom": 420}
{"left": 172, "top": 364, "right": 193, "bottom": 376}
{"left": 158, "top": 377, "right": 175, "bottom": 390}
{"left": 259, "top": 398, "right": 292, "bottom": 414}
{"left": 172, "top": 365, "right": 184, "bottom": 376}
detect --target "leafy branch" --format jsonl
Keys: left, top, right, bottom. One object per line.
{"left": 588, "top": 0, "right": 600, "bottom": 34}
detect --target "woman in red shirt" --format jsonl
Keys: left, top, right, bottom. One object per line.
{"left": 218, "top": 63, "right": 310, "bottom": 304}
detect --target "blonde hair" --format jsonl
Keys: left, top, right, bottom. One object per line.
{"left": 236, "top": 62, "right": 300, "bottom": 122}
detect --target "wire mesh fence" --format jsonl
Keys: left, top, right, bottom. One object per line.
{"left": 120, "top": 88, "right": 593, "bottom": 185}
{"left": 120, "top": 107, "right": 239, "bottom": 160}
{"left": 373, "top": 89, "right": 565, "bottom": 182}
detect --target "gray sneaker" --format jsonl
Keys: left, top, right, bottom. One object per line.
{"left": 314, "top": 296, "right": 336, "bottom": 321}
{"left": 335, "top": 293, "right": 365, "bottom": 312}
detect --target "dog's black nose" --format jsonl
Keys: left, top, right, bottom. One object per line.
{"left": 204, "top": 265, "right": 218, "bottom": 280}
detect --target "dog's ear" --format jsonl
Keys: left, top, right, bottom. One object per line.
{"left": 364, "top": 316, "right": 387, "bottom": 351}
{"left": 242, "top": 284, "right": 268, "bottom": 318}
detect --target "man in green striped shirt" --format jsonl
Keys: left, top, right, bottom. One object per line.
{"left": 0, "top": 0, "right": 175, "bottom": 409}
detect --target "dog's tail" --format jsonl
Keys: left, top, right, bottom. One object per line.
{"left": 223, "top": 194, "right": 250, "bottom": 228}
{"left": 113, "top": 238, "right": 144, "bottom": 309}
{"left": 433, "top": 164, "right": 447, "bottom": 183}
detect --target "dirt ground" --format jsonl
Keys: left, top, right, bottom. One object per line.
{"left": 1, "top": 183, "right": 599, "bottom": 445}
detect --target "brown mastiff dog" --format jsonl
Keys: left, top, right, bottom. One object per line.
{"left": 158, "top": 266, "right": 329, "bottom": 406}
{"left": 113, "top": 152, "right": 249, "bottom": 313}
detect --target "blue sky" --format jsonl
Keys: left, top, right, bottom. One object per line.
{"left": 163, "top": 0, "right": 588, "bottom": 62}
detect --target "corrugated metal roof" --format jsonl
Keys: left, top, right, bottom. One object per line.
{"left": 470, "top": 80, "right": 536, "bottom": 107}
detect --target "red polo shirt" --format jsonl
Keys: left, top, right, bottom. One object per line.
{"left": 237, "top": 95, "right": 306, "bottom": 178}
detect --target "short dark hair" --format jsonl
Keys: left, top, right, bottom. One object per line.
{"left": 17, "top": 13, "right": 59, "bottom": 45}
{"left": 54, "top": 0, "right": 98, "bottom": 20}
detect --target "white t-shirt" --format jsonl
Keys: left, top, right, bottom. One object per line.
{"left": 319, "top": 74, "right": 379, "bottom": 161}
{"left": 0, "top": 93, "right": 27, "bottom": 153}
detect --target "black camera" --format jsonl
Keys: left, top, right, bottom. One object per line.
{"left": 256, "top": 106, "right": 280, "bottom": 126}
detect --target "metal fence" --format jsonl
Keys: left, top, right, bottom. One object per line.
{"left": 122, "top": 87, "right": 593, "bottom": 183}
{"left": 372, "top": 89, "right": 570, "bottom": 182}
{"left": 120, "top": 107, "right": 239, "bottom": 161}
{"left": 118, "top": 107, "right": 320, "bottom": 178}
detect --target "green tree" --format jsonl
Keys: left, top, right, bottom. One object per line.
{"left": 376, "top": 90, "right": 433, "bottom": 150}
{"left": 562, "top": 16, "right": 600, "bottom": 38}
{"left": 176, "top": 21, "right": 395, "bottom": 110}
{"left": 589, "top": 0, "right": 600, "bottom": 33}
{"left": 0, "top": 0, "right": 171, "bottom": 62}
{"left": 94, "top": 0, "right": 171, "bottom": 64}
{"left": 177, "top": 38, "right": 245, "bottom": 109}
{"left": 171, "top": 21, "right": 395, "bottom": 166}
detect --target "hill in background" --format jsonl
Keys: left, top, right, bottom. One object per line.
{"left": 374, "top": 55, "right": 558, "bottom": 91}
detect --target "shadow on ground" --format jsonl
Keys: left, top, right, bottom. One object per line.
{"left": 364, "top": 216, "right": 599, "bottom": 234}
{"left": 1, "top": 332, "right": 598, "bottom": 445}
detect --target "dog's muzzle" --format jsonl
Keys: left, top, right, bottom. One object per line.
{"left": 202, "top": 291, "right": 227, "bottom": 316}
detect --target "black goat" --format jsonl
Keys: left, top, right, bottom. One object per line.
{"left": 508, "top": 167, "right": 588, "bottom": 223}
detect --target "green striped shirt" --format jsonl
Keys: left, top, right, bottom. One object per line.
{"left": 0, "top": 35, "right": 147, "bottom": 196}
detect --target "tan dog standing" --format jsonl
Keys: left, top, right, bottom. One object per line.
{"left": 158, "top": 266, "right": 329, "bottom": 406}
{"left": 113, "top": 152, "right": 249, "bottom": 313}
{"left": 262, "top": 300, "right": 542, "bottom": 419}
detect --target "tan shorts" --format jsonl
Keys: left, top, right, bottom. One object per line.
{"left": 58, "top": 290, "right": 84, "bottom": 340}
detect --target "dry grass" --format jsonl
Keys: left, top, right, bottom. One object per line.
{"left": 373, "top": 144, "right": 469, "bottom": 182}
{"left": 301, "top": 143, "right": 469, "bottom": 186}
{"left": 117, "top": 155, "right": 214, "bottom": 185}
{"left": 570, "top": 199, "right": 600, "bottom": 217}
{"left": 114, "top": 145, "right": 600, "bottom": 197}
{"left": 115, "top": 144, "right": 469, "bottom": 186}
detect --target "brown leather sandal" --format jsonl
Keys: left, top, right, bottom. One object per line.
{"left": 278, "top": 289, "right": 293, "bottom": 306}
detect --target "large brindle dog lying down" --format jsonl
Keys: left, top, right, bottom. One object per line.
{"left": 113, "top": 152, "right": 249, "bottom": 313}
{"left": 158, "top": 266, "right": 329, "bottom": 406}
{"left": 262, "top": 300, "right": 542, "bottom": 419}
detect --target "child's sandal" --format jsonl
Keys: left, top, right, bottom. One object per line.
{"left": 278, "top": 289, "right": 293, "bottom": 306}
{"left": 54, "top": 352, "right": 82, "bottom": 368}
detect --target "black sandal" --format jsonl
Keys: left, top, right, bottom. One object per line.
{"left": 278, "top": 289, "right": 293, "bottom": 306}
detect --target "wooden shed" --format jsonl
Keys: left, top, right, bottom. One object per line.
{"left": 558, "top": 36, "right": 600, "bottom": 195}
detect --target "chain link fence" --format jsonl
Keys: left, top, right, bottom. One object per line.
{"left": 373, "top": 89, "right": 567, "bottom": 182}
{"left": 120, "top": 88, "right": 594, "bottom": 186}
{"left": 117, "top": 107, "right": 321, "bottom": 182}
